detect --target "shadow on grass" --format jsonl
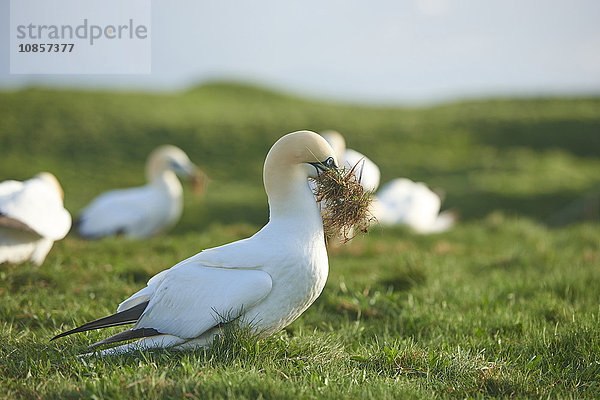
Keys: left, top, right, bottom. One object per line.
{"left": 469, "top": 118, "right": 600, "bottom": 158}
{"left": 445, "top": 189, "right": 596, "bottom": 224}
{"left": 312, "top": 265, "right": 426, "bottom": 325}
{"left": 375, "top": 268, "right": 427, "bottom": 292}
{"left": 115, "top": 267, "right": 154, "bottom": 285}
{"left": 0, "top": 266, "right": 57, "bottom": 291}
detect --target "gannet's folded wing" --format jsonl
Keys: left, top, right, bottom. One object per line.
{"left": 134, "top": 264, "right": 272, "bottom": 339}
{"left": 116, "top": 237, "right": 264, "bottom": 313}
{"left": 78, "top": 187, "right": 158, "bottom": 238}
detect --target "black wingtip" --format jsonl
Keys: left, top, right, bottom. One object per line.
{"left": 50, "top": 331, "right": 68, "bottom": 341}
{"left": 87, "top": 327, "right": 161, "bottom": 349}
{"left": 51, "top": 301, "right": 149, "bottom": 341}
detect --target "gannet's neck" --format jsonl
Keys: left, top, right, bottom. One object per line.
{"left": 146, "top": 152, "right": 178, "bottom": 186}
{"left": 148, "top": 169, "right": 182, "bottom": 197}
{"left": 263, "top": 159, "right": 321, "bottom": 228}
{"left": 146, "top": 156, "right": 168, "bottom": 182}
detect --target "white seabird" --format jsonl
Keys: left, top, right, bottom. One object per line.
{"left": 0, "top": 172, "right": 71, "bottom": 265}
{"left": 53, "top": 131, "right": 339, "bottom": 355}
{"left": 371, "top": 178, "right": 455, "bottom": 234}
{"left": 77, "top": 145, "right": 204, "bottom": 239}
{"left": 321, "top": 130, "right": 381, "bottom": 193}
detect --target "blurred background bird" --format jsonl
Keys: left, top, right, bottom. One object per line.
{"left": 0, "top": 172, "right": 71, "bottom": 265}
{"left": 371, "top": 178, "right": 456, "bottom": 234}
{"left": 321, "top": 130, "right": 381, "bottom": 193}
{"left": 76, "top": 145, "right": 206, "bottom": 239}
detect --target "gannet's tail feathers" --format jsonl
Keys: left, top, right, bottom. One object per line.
{"left": 88, "top": 327, "right": 161, "bottom": 349}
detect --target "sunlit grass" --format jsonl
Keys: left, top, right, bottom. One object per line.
{"left": 0, "top": 84, "right": 599, "bottom": 398}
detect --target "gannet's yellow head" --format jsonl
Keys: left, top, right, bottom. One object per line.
{"left": 264, "top": 130, "right": 338, "bottom": 180}
{"left": 146, "top": 145, "right": 206, "bottom": 194}
{"left": 262, "top": 130, "right": 338, "bottom": 217}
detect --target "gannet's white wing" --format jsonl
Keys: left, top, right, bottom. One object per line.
{"left": 344, "top": 148, "right": 381, "bottom": 192}
{"left": 78, "top": 186, "right": 167, "bottom": 238}
{"left": 131, "top": 262, "right": 272, "bottom": 339}
{"left": 116, "top": 237, "right": 261, "bottom": 312}
{"left": 0, "top": 180, "right": 23, "bottom": 197}
{"left": 0, "top": 178, "right": 71, "bottom": 240}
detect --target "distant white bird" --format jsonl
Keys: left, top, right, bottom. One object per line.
{"left": 0, "top": 172, "right": 71, "bottom": 265}
{"left": 321, "top": 131, "right": 380, "bottom": 192}
{"left": 371, "top": 178, "right": 455, "bottom": 234}
{"left": 77, "top": 145, "right": 204, "bottom": 239}
{"left": 53, "top": 131, "right": 339, "bottom": 355}
{"left": 321, "top": 131, "right": 454, "bottom": 234}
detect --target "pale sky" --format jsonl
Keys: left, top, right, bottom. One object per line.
{"left": 2, "top": 0, "right": 599, "bottom": 104}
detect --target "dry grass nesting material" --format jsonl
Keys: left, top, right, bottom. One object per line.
{"left": 311, "top": 163, "right": 375, "bottom": 243}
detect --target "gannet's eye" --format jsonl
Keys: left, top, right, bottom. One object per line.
{"left": 169, "top": 159, "right": 192, "bottom": 176}
{"left": 324, "top": 157, "right": 337, "bottom": 169}
{"left": 309, "top": 157, "right": 337, "bottom": 173}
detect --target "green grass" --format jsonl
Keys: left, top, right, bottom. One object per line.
{"left": 1, "top": 83, "right": 599, "bottom": 399}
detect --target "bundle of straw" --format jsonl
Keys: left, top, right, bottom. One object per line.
{"left": 311, "top": 163, "right": 375, "bottom": 242}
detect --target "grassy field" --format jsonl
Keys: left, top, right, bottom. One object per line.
{"left": 0, "top": 83, "right": 599, "bottom": 398}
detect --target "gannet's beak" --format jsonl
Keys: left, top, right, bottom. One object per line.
{"left": 309, "top": 157, "right": 338, "bottom": 175}
{"left": 170, "top": 160, "right": 207, "bottom": 196}
{"left": 190, "top": 167, "right": 207, "bottom": 196}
